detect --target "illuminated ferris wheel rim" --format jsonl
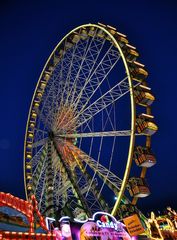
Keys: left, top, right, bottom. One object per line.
{"left": 24, "top": 22, "right": 156, "bottom": 217}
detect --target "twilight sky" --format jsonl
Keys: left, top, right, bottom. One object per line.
{"left": 0, "top": 0, "right": 177, "bottom": 214}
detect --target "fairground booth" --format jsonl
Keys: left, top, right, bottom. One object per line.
{"left": 1, "top": 192, "right": 177, "bottom": 239}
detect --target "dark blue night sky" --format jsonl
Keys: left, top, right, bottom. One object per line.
{"left": 0, "top": 0, "right": 177, "bottom": 214}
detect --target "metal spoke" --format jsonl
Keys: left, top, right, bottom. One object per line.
{"left": 57, "top": 130, "right": 132, "bottom": 138}
{"left": 32, "top": 137, "right": 48, "bottom": 148}
{"left": 65, "top": 37, "right": 105, "bottom": 106}
{"left": 31, "top": 144, "right": 47, "bottom": 169}
{"left": 71, "top": 43, "right": 115, "bottom": 110}
{"left": 52, "top": 37, "right": 107, "bottom": 131}
{"left": 61, "top": 76, "right": 131, "bottom": 131}
{"left": 67, "top": 143, "right": 122, "bottom": 189}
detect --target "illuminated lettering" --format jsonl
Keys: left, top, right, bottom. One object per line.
{"left": 96, "top": 220, "right": 103, "bottom": 228}
{"left": 96, "top": 220, "right": 118, "bottom": 230}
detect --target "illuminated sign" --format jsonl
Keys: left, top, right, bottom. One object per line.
{"left": 94, "top": 212, "right": 123, "bottom": 231}
{"left": 46, "top": 211, "right": 131, "bottom": 240}
{"left": 123, "top": 214, "right": 145, "bottom": 237}
{"left": 96, "top": 219, "right": 118, "bottom": 229}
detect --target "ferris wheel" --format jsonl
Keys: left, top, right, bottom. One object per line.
{"left": 24, "top": 23, "right": 158, "bottom": 219}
